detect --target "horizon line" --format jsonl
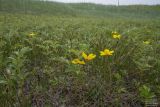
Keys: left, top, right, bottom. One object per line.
{"left": 46, "top": 0, "right": 160, "bottom": 6}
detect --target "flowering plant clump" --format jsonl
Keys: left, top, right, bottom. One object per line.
{"left": 71, "top": 49, "right": 114, "bottom": 65}
{"left": 71, "top": 52, "right": 96, "bottom": 65}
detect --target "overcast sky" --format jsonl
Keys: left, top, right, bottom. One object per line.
{"left": 48, "top": 0, "right": 160, "bottom": 5}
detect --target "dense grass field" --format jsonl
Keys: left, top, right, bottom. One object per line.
{"left": 0, "top": 0, "right": 160, "bottom": 106}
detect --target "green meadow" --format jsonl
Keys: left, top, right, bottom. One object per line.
{"left": 0, "top": 0, "right": 160, "bottom": 106}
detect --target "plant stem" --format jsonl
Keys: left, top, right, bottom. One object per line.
{"left": 108, "top": 63, "right": 112, "bottom": 89}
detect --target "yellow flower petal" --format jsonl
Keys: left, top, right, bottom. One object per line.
{"left": 78, "top": 60, "right": 85, "bottom": 65}
{"left": 100, "top": 51, "right": 105, "bottom": 56}
{"left": 112, "top": 31, "right": 121, "bottom": 39}
{"left": 88, "top": 54, "right": 96, "bottom": 60}
{"left": 143, "top": 41, "right": 150, "bottom": 45}
{"left": 117, "top": 35, "right": 121, "bottom": 39}
{"left": 82, "top": 52, "right": 87, "bottom": 59}
{"left": 113, "top": 34, "right": 117, "bottom": 39}
{"left": 112, "top": 31, "right": 118, "bottom": 35}
{"left": 72, "top": 59, "right": 79, "bottom": 64}
{"left": 72, "top": 59, "right": 85, "bottom": 65}
{"left": 28, "top": 32, "right": 36, "bottom": 37}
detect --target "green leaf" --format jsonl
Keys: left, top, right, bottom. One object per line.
{"left": 0, "top": 80, "right": 7, "bottom": 84}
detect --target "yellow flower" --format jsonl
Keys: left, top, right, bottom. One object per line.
{"left": 143, "top": 41, "right": 150, "bottom": 45}
{"left": 113, "top": 34, "right": 121, "bottom": 39}
{"left": 100, "top": 49, "right": 114, "bottom": 56}
{"left": 82, "top": 52, "right": 96, "bottom": 61}
{"left": 28, "top": 32, "right": 36, "bottom": 37}
{"left": 112, "top": 31, "right": 121, "bottom": 39}
{"left": 112, "top": 31, "right": 118, "bottom": 35}
{"left": 72, "top": 59, "right": 85, "bottom": 65}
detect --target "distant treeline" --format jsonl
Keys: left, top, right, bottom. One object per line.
{"left": 0, "top": 0, "right": 160, "bottom": 18}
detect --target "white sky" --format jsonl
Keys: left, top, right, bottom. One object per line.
{"left": 48, "top": 0, "right": 160, "bottom": 5}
